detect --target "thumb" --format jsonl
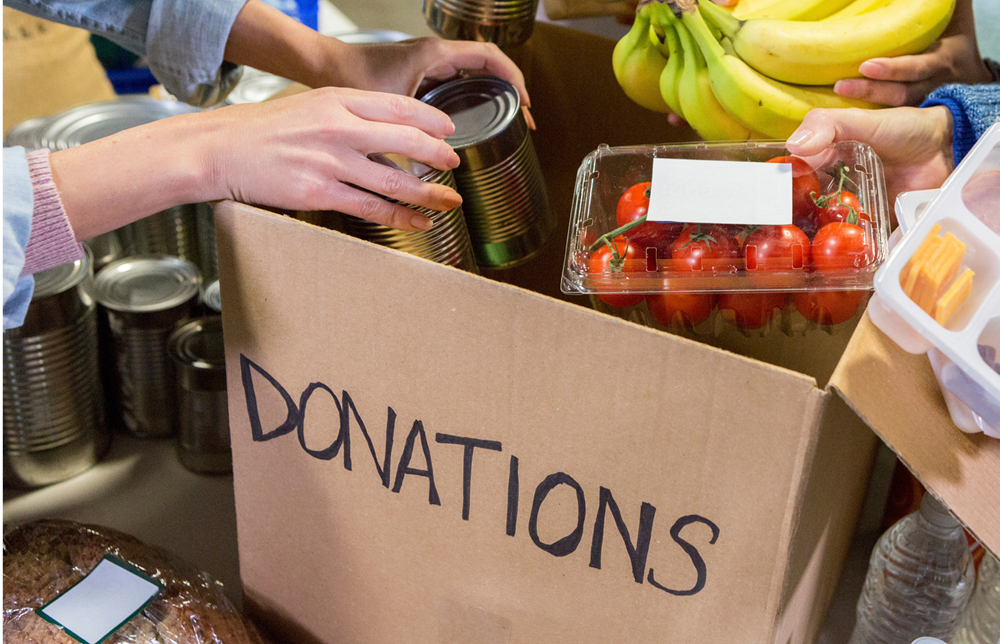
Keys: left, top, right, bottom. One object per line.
{"left": 786, "top": 108, "right": 878, "bottom": 156}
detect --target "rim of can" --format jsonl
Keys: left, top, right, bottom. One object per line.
{"left": 93, "top": 256, "right": 201, "bottom": 312}
{"left": 4, "top": 115, "right": 54, "bottom": 150}
{"left": 204, "top": 280, "right": 222, "bottom": 312}
{"left": 32, "top": 246, "right": 93, "bottom": 300}
{"left": 420, "top": 77, "right": 520, "bottom": 151}
{"left": 226, "top": 69, "right": 294, "bottom": 105}
{"left": 39, "top": 97, "right": 200, "bottom": 150}
{"left": 369, "top": 153, "right": 438, "bottom": 181}
{"left": 169, "top": 316, "right": 225, "bottom": 371}
{"left": 324, "top": 29, "right": 413, "bottom": 43}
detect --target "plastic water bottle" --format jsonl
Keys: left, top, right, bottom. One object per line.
{"left": 848, "top": 493, "right": 975, "bottom": 644}
{"left": 953, "top": 552, "right": 1000, "bottom": 644}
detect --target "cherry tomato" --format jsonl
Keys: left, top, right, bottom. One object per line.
{"left": 742, "top": 224, "right": 811, "bottom": 272}
{"left": 670, "top": 225, "right": 740, "bottom": 273}
{"left": 588, "top": 236, "right": 645, "bottom": 308}
{"left": 767, "top": 156, "right": 821, "bottom": 230}
{"left": 718, "top": 292, "right": 787, "bottom": 331}
{"left": 793, "top": 290, "right": 865, "bottom": 326}
{"left": 814, "top": 190, "right": 871, "bottom": 229}
{"left": 646, "top": 292, "right": 715, "bottom": 329}
{"left": 812, "top": 222, "right": 871, "bottom": 270}
{"left": 616, "top": 182, "right": 683, "bottom": 257}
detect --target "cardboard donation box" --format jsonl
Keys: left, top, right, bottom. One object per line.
{"left": 215, "top": 22, "right": 998, "bottom": 644}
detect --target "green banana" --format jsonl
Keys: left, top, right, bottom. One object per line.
{"left": 698, "top": 0, "right": 955, "bottom": 86}
{"left": 671, "top": 16, "right": 754, "bottom": 140}
{"left": 677, "top": 3, "right": 875, "bottom": 139}
{"left": 612, "top": 3, "right": 673, "bottom": 113}
{"left": 652, "top": 6, "right": 685, "bottom": 119}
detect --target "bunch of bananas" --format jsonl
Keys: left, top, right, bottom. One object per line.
{"left": 612, "top": 0, "right": 956, "bottom": 140}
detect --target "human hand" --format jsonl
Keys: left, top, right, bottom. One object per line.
{"left": 52, "top": 88, "right": 464, "bottom": 239}
{"left": 833, "top": 0, "right": 992, "bottom": 106}
{"left": 786, "top": 106, "right": 955, "bottom": 209}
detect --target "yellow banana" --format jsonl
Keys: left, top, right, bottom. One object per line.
{"left": 698, "top": 0, "right": 955, "bottom": 86}
{"left": 672, "top": 17, "right": 754, "bottom": 140}
{"left": 613, "top": 3, "right": 673, "bottom": 113}
{"left": 735, "top": 0, "right": 855, "bottom": 21}
{"left": 824, "top": 0, "right": 894, "bottom": 19}
{"left": 678, "top": 4, "right": 875, "bottom": 139}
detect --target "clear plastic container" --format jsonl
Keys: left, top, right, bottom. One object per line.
{"left": 869, "top": 124, "right": 1000, "bottom": 438}
{"left": 953, "top": 552, "right": 1000, "bottom": 644}
{"left": 561, "top": 141, "right": 890, "bottom": 336}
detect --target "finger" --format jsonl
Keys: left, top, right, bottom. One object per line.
{"left": 357, "top": 120, "right": 461, "bottom": 171}
{"left": 834, "top": 78, "right": 932, "bottom": 107}
{"left": 337, "top": 88, "right": 457, "bottom": 139}
{"left": 522, "top": 106, "right": 536, "bottom": 131}
{"left": 343, "top": 157, "right": 463, "bottom": 213}
{"left": 858, "top": 54, "right": 948, "bottom": 83}
{"left": 426, "top": 40, "right": 532, "bottom": 108}
{"left": 328, "top": 182, "right": 434, "bottom": 232}
{"left": 786, "top": 108, "right": 876, "bottom": 156}
{"left": 667, "top": 113, "right": 686, "bottom": 127}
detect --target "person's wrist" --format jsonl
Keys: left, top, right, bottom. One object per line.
{"left": 930, "top": 104, "right": 955, "bottom": 169}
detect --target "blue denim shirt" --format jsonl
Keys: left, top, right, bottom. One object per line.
{"left": 3, "top": 0, "right": 247, "bottom": 329}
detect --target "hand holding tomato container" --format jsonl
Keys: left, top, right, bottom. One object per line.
{"left": 563, "top": 141, "right": 890, "bottom": 335}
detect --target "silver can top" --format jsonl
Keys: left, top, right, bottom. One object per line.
{"left": 420, "top": 77, "right": 521, "bottom": 151}
{"left": 39, "top": 97, "right": 200, "bottom": 150}
{"left": 93, "top": 256, "right": 201, "bottom": 313}
{"left": 226, "top": 69, "right": 293, "bottom": 105}
{"left": 204, "top": 279, "right": 222, "bottom": 313}
{"left": 32, "top": 247, "right": 93, "bottom": 300}
{"left": 327, "top": 29, "right": 413, "bottom": 43}
{"left": 369, "top": 152, "right": 436, "bottom": 181}
{"left": 4, "top": 116, "right": 53, "bottom": 150}
{"left": 169, "top": 316, "right": 225, "bottom": 370}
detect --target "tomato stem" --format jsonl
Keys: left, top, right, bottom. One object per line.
{"left": 588, "top": 215, "right": 648, "bottom": 253}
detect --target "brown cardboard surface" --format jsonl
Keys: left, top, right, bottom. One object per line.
{"left": 830, "top": 314, "right": 1000, "bottom": 556}
{"left": 216, "top": 203, "right": 858, "bottom": 643}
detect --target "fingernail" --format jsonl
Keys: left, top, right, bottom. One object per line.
{"left": 443, "top": 189, "right": 462, "bottom": 208}
{"left": 411, "top": 214, "right": 433, "bottom": 231}
{"left": 787, "top": 128, "right": 813, "bottom": 147}
{"left": 449, "top": 150, "right": 461, "bottom": 168}
{"left": 858, "top": 60, "right": 884, "bottom": 78}
{"left": 444, "top": 118, "right": 456, "bottom": 136}
{"left": 833, "top": 80, "right": 849, "bottom": 96}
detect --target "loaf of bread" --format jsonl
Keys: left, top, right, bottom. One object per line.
{"left": 3, "top": 519, "right": 267, "bottom": 644}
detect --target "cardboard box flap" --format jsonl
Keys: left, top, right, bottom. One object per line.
{"left": 830, "top": 313, "right": 1000, "bottom": 556}
{"left": 216, "top": 203, "right": 832, "bottom": 644}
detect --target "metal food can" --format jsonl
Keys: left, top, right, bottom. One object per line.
{"left": 225, "top": 68, "right": 294, "bottom": 105}
{"left": 204, "top": 279, "right": 222, "bottom": 313}
{"left": 168, "top": 316, "right": 231, "bottom": 474}
{"left": 342, "top": 154, "right": 479, "bottom": 272}
{"left": 38, "top": 97, "right": 207, "bottom": 273}
{"left": 421, "top": 77, "right": 554, "bottom": 269}
{"left": 93, "top": 256, "right": 201, "bottom": 439}
{"left": 423, "top": 0, "right": 537, "bottom": 49}
{"left": 84, "top": 231, "right": 124, "bottom": 274}
{"left": 4, "top": 115, "right": 53, "bottom": 149}
{"left": 3, "top": 249, "right": 109, "bottom": 488}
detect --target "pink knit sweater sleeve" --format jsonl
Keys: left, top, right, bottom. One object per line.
{"left": 21, "top": 149, "right": 86, "bottom": 277}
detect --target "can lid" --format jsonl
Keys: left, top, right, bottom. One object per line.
{"left": 39, "top": 98, "right": 200, "bottom": 150}
{"left": 420, "top": 77, "right": 520, "bottom": 151}
{"left": 169, "top": 316, "right": 225, "bottom": 371}
{"left": 204, "top": 279, "right": 222, "bottom": 313}
{"left": 226, "top": 69, "right": 293, "bottom": 105}
{"left": 32, "top": 246, "right": 93, "bottom": 300}
{"left": 326, "top": 29, "right": 413, "bottom": 43}
{"left": 369, "top": 153, "right": 435, "bottom": 181}
{"left": 93, "top": 256, "right": 201, "bottom": 312}
{"left": 4, "top": 115, "right": 53, "bottom": 150}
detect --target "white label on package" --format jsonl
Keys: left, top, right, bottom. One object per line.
{"left": 36, "top": 556, "right": 163, "bottom": 644}
{"left": 646, "top": 158, "right": 793, "bottom": 225}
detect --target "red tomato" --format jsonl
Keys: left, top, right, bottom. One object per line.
{"left": 646, "top": 292, "right": 715, "bottom": 329}
{"left": 718, "top": 292, "right": 787, "bottom": 330}
{"left": 670, "top": 225, "right": 740, "bottom": 273}
{"left": 812, "top": 222, "right": 871, "bottom": 270}
{"left": 767, "top": 156, "right": 821, "bottom": 232}
{"left": 814, "top": 190, "right": 871, "bottom": 229}
{"left": 588, "top": 236, "right": 645, "bottom": 308}
{"left": 616, "top": 182, "right": 683, "bottom": 257}
{"left": 793, "top": 290, "right": 864, "bottom": 326}
{"left": 742, "top": 225, "right": 811, "bottom": 272}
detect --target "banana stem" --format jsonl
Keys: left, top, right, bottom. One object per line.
{"left": 696, "top": 0, "right": 741, "bottom": 38}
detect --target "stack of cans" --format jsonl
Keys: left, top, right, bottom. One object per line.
{"left": 423, "top": 0, "right": 537, "bottom": 48}
{"left": 3, "top": 249, "right": 109, "bottom": 488}
{"left": 422, "top": 77, "right": 553, "bottom": 270}
{"left": 342, "top": 154, "right": 479, "bottom": 272}
{"left": 93, "top": 256, "right": 201, "bottom": 439}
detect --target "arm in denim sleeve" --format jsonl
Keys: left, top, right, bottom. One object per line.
{"left": 922, "top": 83, "right": 1000, "bottom": 164}
{"left": 3, "top": 0, "right": 246, "bottom": 105}
{"left": 4, "top": 148, "right": 36, "bottom": 330}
